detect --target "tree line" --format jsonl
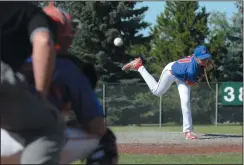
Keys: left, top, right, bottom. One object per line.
{"left": 33, "top": 1, "right": 243, "bottom": 125}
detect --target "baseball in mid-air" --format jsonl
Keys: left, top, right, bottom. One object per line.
{"left": 114, "top": 37, "right": 123, "bottom": 47}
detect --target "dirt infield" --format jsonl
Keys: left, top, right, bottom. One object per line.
{"left": 118, "top": 143, "right": 242, "bottom": 155}
{"left": 115, "top": 132, "right": 243, "bottom": 155}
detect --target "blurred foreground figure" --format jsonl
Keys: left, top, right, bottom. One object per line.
{"left": 0, "top": 2, "right": 67, "bottom": 164}
{"left": 16, "top": 2, "right": 118, "bottom": 164}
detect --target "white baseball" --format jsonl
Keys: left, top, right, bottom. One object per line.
{"left": 114, "top": 37, "right": 123, "bottom": 47}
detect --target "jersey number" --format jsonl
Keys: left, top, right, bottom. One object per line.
{"left": 178, "top": 56, "right": 192, "bottom": 63}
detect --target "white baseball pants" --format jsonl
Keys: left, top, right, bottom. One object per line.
{"left": 1, "top": 128, "right": 100, "bottom": 164}
{"left": 138, "top": 62, "right": 193, "bottom": 132}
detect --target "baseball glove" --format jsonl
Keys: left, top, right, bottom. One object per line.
{"left": 86, "top": 128, "right": 118, "bottom": 165}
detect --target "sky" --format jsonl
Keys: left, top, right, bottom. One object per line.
{"left": 135, "top": 1, "right": 238, "bottom": 36}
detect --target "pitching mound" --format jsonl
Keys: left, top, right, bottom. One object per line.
{"left": 115, "top": 132, "right": 243, "bottom": 155}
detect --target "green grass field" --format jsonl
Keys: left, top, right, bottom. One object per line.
{"left": 119, "top": 153, "right": 243, "bottom": 164}
{"left": 74, "top": 125, "right": 243, "bottom": 164}
{"left": 74, "top": 153, "right": 243, "bottom": 164}
{"left": 111, "top": 124, "right": 243, "bottom": 134}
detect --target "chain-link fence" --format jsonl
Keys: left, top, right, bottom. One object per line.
{"left": 95, "top": 82, "right": 243, "bottom": 126}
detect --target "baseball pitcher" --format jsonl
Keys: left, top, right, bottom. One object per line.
{"left": 122, "top": 45, "right": 213, "bottom": 140}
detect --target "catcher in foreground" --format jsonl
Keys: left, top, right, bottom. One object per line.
{"left": 21, "top": 55, "right": 118, "bottom": 165}
{"left": 1, "top": 2, "right": 118, "bottom": 164}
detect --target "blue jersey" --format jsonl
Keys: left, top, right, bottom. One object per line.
{"left": 53, "top": 58, "right": 104, "bottom": 124}
{"left": 171, "top": 55, "right": 204, "bottom": 83}
{"left": 25, "top": 57, "right": 104, "bottom": 124}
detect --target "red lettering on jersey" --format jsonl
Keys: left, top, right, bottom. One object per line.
{"left": 178, "top": 55, "right": 193, "bottom": 63}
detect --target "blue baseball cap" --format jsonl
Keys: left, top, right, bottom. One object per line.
{"left": 194, "top": 45, "right": 211, "bottom": 60}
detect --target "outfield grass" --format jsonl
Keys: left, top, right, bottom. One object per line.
{"left": 111, "top": 124, "right": 243, "bottom": 134}
{"left": 119, "top": 153, "right": 243, "bottom": 164}
{"left": 73, "top": 153, "right": 243, "bottom": 164}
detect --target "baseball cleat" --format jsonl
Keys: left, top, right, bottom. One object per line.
{"left": 122, "top": 58, "right": 143, "bottom": 71}
{"left": 185, "top": 132, "right": 197, "bottom": 140}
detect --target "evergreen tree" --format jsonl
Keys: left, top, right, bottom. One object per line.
{"left": 55, "top": 1, "right": 151, "bottom": 82}
{"left": 150, "top": 1, "right": 210, "bottom": 74}
{"left": 208, "top": 6, "right": 242, "bottom": 81}
{"left": 207, "top": 12, "right": 229, "bottom": 82}
{"left": 226, "top": 4, "right": 242, "bottom": 81}
{"left": 52, "top": 2, "right": 152, "bottom": 125}
{"left": 236, "top": 0, "right": 243, "bottom": 39}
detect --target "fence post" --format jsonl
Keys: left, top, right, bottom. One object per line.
{"left": 159, "top": 95, "right": 162, "bottom": 128}
{"left": 103, "top": 83, "right": 106, "bottom": 120}
{"left": 215, "top": 83, "right": 218, "bottom": 126}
